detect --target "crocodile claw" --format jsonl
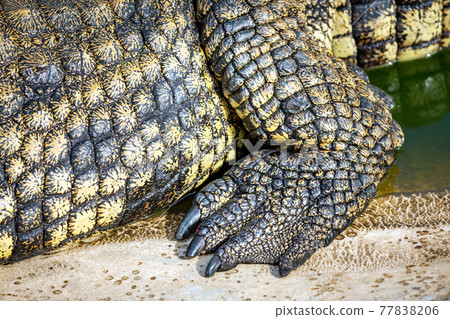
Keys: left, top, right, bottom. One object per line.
{"left": 175, "top": 205, "right": 201, "bottom": 240}
{"left": 278, "top": 265, "right": 292, "bottom": 278}
{"left": 205, "top": 255, "right": 221, "bottom": 277}
{"left": 185, "top": 235, "right": 205, "bottom": 258}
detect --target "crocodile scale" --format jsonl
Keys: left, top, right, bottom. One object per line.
{"left": 0, "top": 0, "right": 241, "bottom": 262}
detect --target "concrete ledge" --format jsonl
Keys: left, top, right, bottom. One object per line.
{"left": 0, "top": 190, "right": 449, "bottom": 300}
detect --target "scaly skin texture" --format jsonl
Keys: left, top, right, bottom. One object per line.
{"left": 0, "top": 0, "right": 405, "bottom": 278}
{"left": 305, "top": 0, "right": 336, "bottom": 49}
{"left": 176, "top": 0, "right": 403, "bottom": 276}
{"left": 0, "top": 0, "right": 241, "bottom": 262}
{"left": 332, "top": 0, "right": 450, "bottom": 67}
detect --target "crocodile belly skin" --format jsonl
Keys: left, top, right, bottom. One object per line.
{"left": 0, "top": 0, "right": 239, "bottom": 262}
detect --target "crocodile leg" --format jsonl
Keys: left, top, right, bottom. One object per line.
{"left": 179, "top": 110, "right": 403, "bottom": 277}
{"left": 178, "top": 0, "right": 404, "bottom": 276}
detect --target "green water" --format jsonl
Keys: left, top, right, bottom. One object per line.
{"left": 367, "top": 50, "right": 450, "bottom": 195}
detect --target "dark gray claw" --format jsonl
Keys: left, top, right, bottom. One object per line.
{"left": 185, "top": 235, "right": 205, "bottom": 258}
{"left": 205, "top": 255, "right": 221, "bottom": 277}
{"left": 278, "top": 265, "right": 292, "bottom": 278}
{"left": 175, "top": 205, "right": 201, "bottom": 240}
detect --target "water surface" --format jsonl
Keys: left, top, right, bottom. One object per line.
{"left": 368, "top": 50, "right": 450, "bottom": 195}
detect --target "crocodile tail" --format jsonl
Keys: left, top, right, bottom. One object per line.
{"left": 332, "top": 0, "right": 357, "bottom": 64}
{"left": 305, "top": 0, "right": 337, "bottom": 50}
{"left": 343, "top": 0, "right": 448, "bottom": 67}
{"left": 351, "top": 0, "right": 398, "bottom": 68}
{"left": 443, "top": 0, "right": 450, "bottom": 47}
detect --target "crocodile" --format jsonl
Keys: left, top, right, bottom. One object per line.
{"left": 0, "top": 0, "right": 412, "bottom": 277}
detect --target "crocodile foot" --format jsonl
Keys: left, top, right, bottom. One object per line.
{"left": 176, "top": 146, "right": 384, "bottom": 277}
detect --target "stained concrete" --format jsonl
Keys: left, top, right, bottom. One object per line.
{"left": 1, "top": 190, "right": 449, "bottom": 301}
